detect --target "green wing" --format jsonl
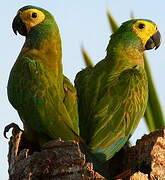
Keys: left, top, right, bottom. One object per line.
{"left": 75, "top": 64, "right": 148, "bottom": 161}
{"left": 63, "top": 76, "right": 79, "bottom": 135}
{"left": 89, "top": 67, "right": 147, "bottom": 160}
{"left": 75, "top": 67, "right": 93, "bottom": 140}
{"left": 8, "top": 56, "right": 79, "bottom": 144}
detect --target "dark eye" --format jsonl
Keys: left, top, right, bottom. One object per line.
{"left": 32, "top": 12, "right": 37, "bottom": 18}
{"left": 138, "top": 23, "right": 145, "bottom": 29}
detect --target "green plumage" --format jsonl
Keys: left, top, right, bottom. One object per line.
{"left": 8, "top": 6, "right": 79, "bottom": 145}
{"left": 75, "top": 19, "right": 160, "bottom": 163}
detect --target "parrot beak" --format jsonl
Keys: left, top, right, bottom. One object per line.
{"left": 12, "top": 12, "right": 27, "bottom": 36}
{"left": 145, "top": 31, "right": 161, "bottom": 50}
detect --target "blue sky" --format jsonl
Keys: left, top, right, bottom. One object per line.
{"left": 1, "top": 1, "right": 165, "bottom": 179}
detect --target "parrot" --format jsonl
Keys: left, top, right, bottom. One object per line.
{"left": 75, "top": 19, "right": 161, "bottom": 164}
{"left": 6, "top": 5, "right": 79, "bottom": 146}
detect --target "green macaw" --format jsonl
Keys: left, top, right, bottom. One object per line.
{"left": 75, "top": 19, "right": 161, "bottom": 163}
{"left": 7, "top": 5, "right": 79, "bottom": 146}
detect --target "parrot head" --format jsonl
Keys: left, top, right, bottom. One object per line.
{"left": 131, "top": 19, "right": 161, "bottom": 50}
{"left": 110, "top": 19, "right": 161, "bottom": 51}
{"left": 12, "top": 5, "right": 55, "bottom": 37}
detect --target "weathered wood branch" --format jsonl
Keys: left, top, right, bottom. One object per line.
{"left": 7, "top": 127, "right": 165, "bottom": 179}
{"left": 7, "top": 129, "right": 105, "bottom": 180}
{"left": 109, "top": 127, "right": 165, "bottom": 179}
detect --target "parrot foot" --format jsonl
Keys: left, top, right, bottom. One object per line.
{"left": 3, "top": 123, "right": 22, "bottom": 139}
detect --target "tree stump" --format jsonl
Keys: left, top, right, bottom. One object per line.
{"left": 7, "top": 129, "right": 106, "bottom": 180}
{"left": 6, "top": 127, "right": 165, "bottom": 179}
{"left": 110, "top": 127, "right": 165, "bottom": 179}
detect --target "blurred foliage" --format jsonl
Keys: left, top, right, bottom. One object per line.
{"left": 81, "top": 10, "right": 164, "bottom": 132}
{"left": 81, "top": 46, "right": 94, "bottom": 68}
{"left": 144, "top": 55, "right": 165, "bottom": 131}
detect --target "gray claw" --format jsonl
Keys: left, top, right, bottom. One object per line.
{"left": 4, "top": 123, "right": 21, "bottom": 139}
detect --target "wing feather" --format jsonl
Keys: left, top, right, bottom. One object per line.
{"left": 8, "top": 57, "right": 79, "bottom": 142}
{"left": 88, "top": 66, "right": 148, "bottom": 160}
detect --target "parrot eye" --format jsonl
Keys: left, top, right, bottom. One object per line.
{"left": 138, "top": 23, "right": 145, "bottom": 29}
{"left": 32, "top": 12, "right": 37, "bottom": 18}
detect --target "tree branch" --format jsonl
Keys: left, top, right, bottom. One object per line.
{"left": 7, "top": 126, "right": 165, "bottom": 179}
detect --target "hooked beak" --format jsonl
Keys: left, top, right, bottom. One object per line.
{"left": 145, "top": 31, "right": 161, "bottom": 50}
{"left": 12, "top": 12, "right": 27, "bottom": 36}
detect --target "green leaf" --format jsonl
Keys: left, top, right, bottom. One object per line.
{"left": 81, "top": 46, "right": 94, "bottom": 68}
{"left": 144, "top": 55, "right": 165, "bottom": 131}
{"left": 106, "top": 11, "right": 118, "bottom": 33}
